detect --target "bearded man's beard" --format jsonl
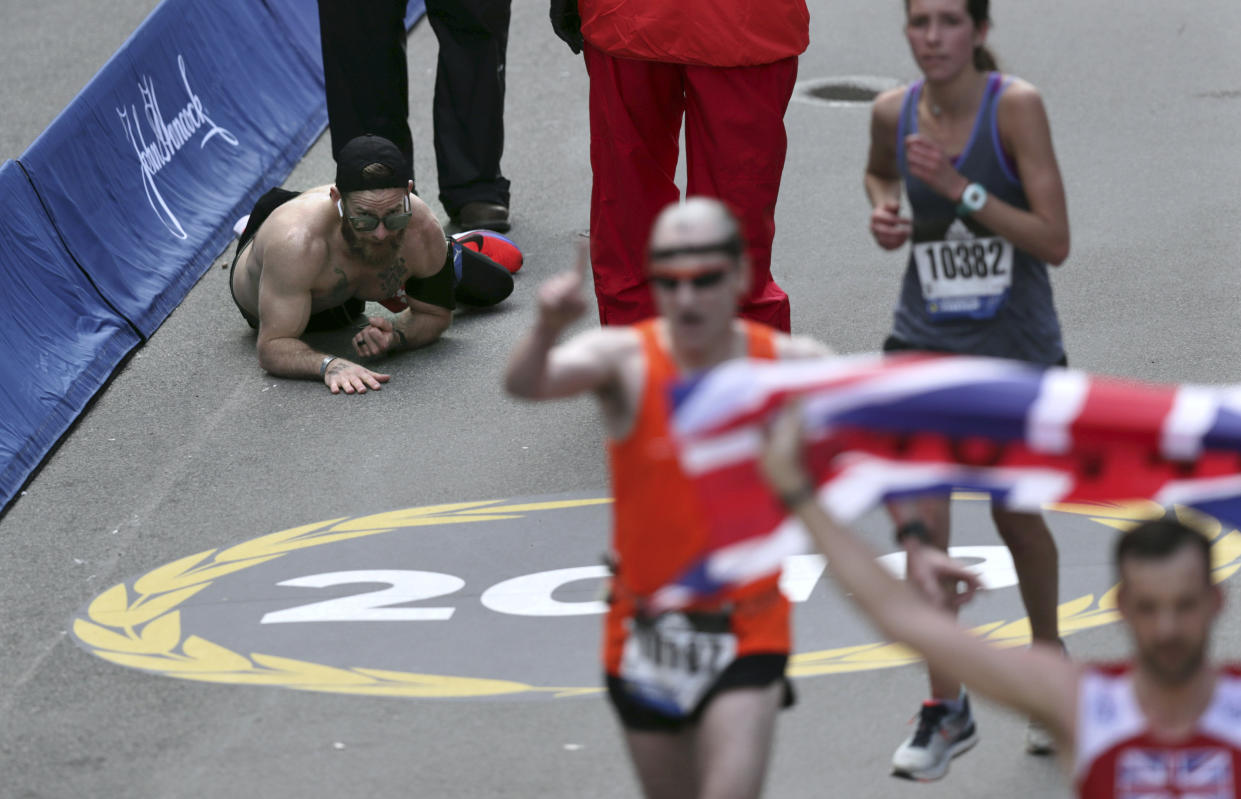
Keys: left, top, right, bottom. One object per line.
{"left": 1139, "top": 634, "right": 1208, "bottom": 686}
{"left": 341, "top": 219, "right": 403, "bottom": 265}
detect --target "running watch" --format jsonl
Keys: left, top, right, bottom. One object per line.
{"left": 956, "top": 182, "right": 988, "bottom": 216}
{"left": 895, "top": 520, "right": 932, "bottom": 545}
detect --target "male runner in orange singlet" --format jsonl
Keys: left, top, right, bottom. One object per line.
{"left": 505, "top": 197, "right": 829, "bottom": 799}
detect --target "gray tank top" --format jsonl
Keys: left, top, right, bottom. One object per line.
{"left": 890, "top": 72, "right": 1064, "bottom": 365}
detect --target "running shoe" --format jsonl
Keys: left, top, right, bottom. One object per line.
{"left": 1025, "top": 717, "right": 1056, "bottom": 755}
{"left": 891, "top": 693, "right": 979, "bottom": 781}
{"left": 453, "top": 229, "right": 523, "bottom": 273}
{"left": 1025, "top": 638, "right": 1068, "bottom": 755}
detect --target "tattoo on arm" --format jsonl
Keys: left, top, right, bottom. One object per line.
{"left": 391, "top": 326, "right": 408, "bottom": 350}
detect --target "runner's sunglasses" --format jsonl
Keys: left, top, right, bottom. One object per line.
{"left": 649, "top": 269, "right": 730, "bottom": 291}
{"left": 337, "top": 194, "right": 412, "bottom": 232}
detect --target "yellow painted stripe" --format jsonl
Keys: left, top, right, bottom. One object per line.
{"left": 454, "top": 498, "right": 614, "bottom": 515}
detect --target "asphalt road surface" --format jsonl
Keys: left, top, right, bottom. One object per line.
{"left": 3, "top": 2, "right": 1241, "bottom": 798}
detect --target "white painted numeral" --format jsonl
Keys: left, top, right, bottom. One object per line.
{"left": 481, "top": 565, "right": 609, "bottom": 616}
{"left": 260, "top": 570, "right": 464, "bottom": 624}
{"left": 779, "top": 554, "right": 828, "bottom": 602}
{"left": 875, "top": 546, "right": 1017, "bottom": 590}
{"left": 259, "top": 546, "right": 1017, "bottom": 624}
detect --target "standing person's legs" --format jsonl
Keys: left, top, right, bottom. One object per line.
{"left": 623, "top": 730, "right": 699, "bottom": 799}
{"left": 426, "top": 0, "right": 512, "bottom": 225}
{"left": 317, "top": 0, "right": 412, "bottom": 164}
{"left": 990, "top": 508, "right": 1060, "bottom": 647}
{"left": 682, "top": 57, "right": 798, "bottom": 333}
{"left": 887, "top": 496, "right": 979, "bottom": 781}
{"left": 693, "top": 683, "right": 783, "bottom": 799}
{"left": 583, "top": 45, "right": 684, "bottom": 326}
{"left": 619, "top": 682, "right": 782, "bottom": 799}
{"left": 888, "top": 497, "right": 958, "bottom": 700}
{"left": 991, "top": 506, "right": 1063, "bottom": 755}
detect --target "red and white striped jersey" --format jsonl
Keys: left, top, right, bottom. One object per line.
{"left": 1075, "top": 664, "right": 1241, "bottom": 798}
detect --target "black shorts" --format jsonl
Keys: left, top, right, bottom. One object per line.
{"left": 882, "top": 335, "right": 1068, "bottom": 368}
{"left": 605, "top": 654, "right": 795, "bottom": 733}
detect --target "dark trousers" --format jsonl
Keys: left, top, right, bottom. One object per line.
{"left": 318, "top": 0, "right": 413, "bottom": 166}
{"left": 426, "top": 0, "right": 511, "bottom": 217}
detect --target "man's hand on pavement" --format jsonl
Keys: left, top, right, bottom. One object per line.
{"left": 324, "top": 357, "right": 391, "bottom": 395}
{"left": 353, "top": 316, "right": 405, "bottom": 358}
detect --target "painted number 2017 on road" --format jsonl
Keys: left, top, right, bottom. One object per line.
{"left": 259, "top": 547, "right": 1018, "bottom": 624}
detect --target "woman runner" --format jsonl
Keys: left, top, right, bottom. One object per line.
{"left": 863, "top": 0, "right": 1071, "bottom": 781}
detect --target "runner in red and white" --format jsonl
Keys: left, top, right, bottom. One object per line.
{"left": 759, "top": 403, "right": 1241, "bottom": 798}
{"left": 1076, "top": 665, "right": 1241, "bottom": 797}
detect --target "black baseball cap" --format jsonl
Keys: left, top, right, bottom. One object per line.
{"left": 335, "top": 135, "right": 412, "bottom": 193}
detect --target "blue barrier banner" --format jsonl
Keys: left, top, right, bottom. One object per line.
{"left": 20, "top": 0, "right": 327, "bottom": 337}
{"left": 3, "top": 0, "right": 430, "bottom": 513}
{"left": 0, "top": 161, "right": 142, "bottom": 511}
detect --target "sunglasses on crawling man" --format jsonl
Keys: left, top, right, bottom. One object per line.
{"left": 336, "top": 193, "right": 412, "bottom": 232}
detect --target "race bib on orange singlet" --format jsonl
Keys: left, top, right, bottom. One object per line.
{"left": 618, "top": 610, "right": 737, "bottom": 718}
{"left": 914, "top": 226, "right": 1014, "bottom": 321}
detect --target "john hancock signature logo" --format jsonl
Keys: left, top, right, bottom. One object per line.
{"left": 116, "top": 55, "right": 239, "bottom": 240}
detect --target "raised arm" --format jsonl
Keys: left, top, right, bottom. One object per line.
{"left": 505, "top": 242, "right": 624, "bottom": 400}
{"left": 759, "top": 404, "right": 1079, "bottom": 748}
{"left": 905, "top": 81, "right": 1070, "bottom": 265}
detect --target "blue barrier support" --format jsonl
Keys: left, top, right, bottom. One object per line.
{"left": 0, "top": 160, "right": 143, "bottom": 511}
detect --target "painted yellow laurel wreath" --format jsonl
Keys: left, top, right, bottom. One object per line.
{"left": 74, "top": 499, "right": 610, "bottom": 698}
{"left": 72, "top": 497, "right": 1241, "bottom": 698}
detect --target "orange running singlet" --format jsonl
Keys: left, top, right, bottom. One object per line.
{"left": 602, "top": 319, "right": 789, "bottom": 675}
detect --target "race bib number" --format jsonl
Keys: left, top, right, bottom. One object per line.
{"left": 618, "top": 611, "right": 737, "bottom": 718}
{"left": 913, "top": 236, "right": 1014, "bottom": 320}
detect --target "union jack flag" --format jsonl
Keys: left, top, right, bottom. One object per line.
{"left": 1117, "top": 747, "right": 1234, "bottom": 798}
{"left": 653, "top": 352, "right": 1241, "bottom": 610}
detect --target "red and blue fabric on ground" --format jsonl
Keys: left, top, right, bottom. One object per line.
{"left": 653, "top": 352, "right": 1241, "bottom": 610}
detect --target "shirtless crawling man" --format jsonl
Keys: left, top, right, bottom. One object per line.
{"left": 229, "top": 134, "right": 516, "bottom": 393}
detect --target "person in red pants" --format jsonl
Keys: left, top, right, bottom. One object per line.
{"left": 549, "top": 0, "right": 809, "bottom": 332}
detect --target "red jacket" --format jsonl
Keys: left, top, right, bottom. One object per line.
{"left": 580, "top": 0, "right": 809, "bottom": 67}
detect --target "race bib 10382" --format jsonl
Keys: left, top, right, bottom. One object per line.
{"left": 914, "top": 235, "right": 1014, "bottom": 321}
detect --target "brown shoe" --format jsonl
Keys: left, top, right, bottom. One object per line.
{"left": 455, "top": 201, "right": 510, "bottom": 233}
